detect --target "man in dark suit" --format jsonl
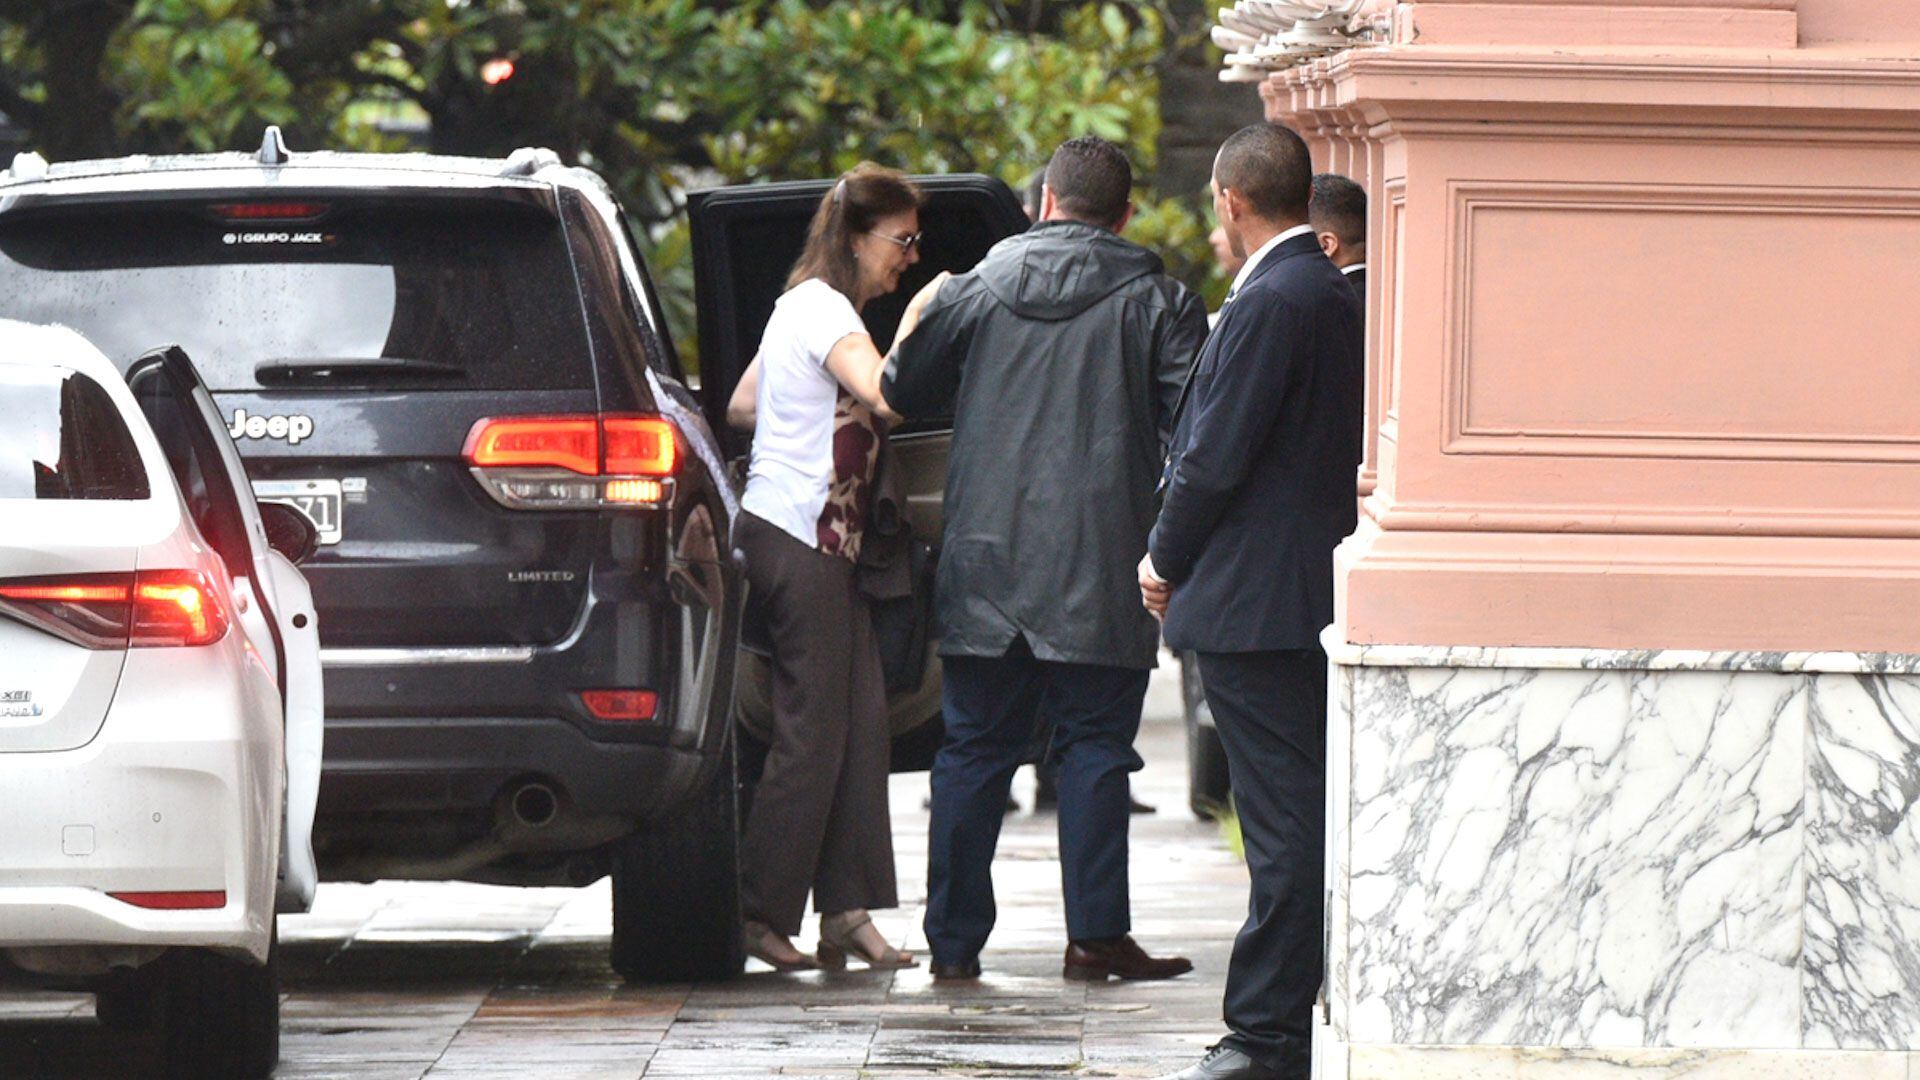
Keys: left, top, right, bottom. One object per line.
{"left": 1310, "top": 172, "right": 1367, "bottom": 305}
{"left": 1141, "top": 124, "right": 1364, "bottom": 1080}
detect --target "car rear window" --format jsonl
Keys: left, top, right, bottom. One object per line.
{"left": 0, "top": 365, "right": 150, "bottom": 500}
{"left": 0, "top": 201, "right": 593, "bottom": 392}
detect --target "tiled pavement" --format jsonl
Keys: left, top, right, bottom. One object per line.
{"left": 0, "top": 664, "right": 1249, "bottom": 1078}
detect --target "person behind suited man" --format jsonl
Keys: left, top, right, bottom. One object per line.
{"left": 1309, "top": 172, "right": 1367, "bottom": 303}
{"left": 885, "top": 135, "right": 1208, "bottom": 983}
{"left": 1140, "top": 124, "right": 1364, "bottom": 1080}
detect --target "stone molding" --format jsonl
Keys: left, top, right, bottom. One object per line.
{"left": 1392, "top": 4, "right": 1797, "bottom": 48}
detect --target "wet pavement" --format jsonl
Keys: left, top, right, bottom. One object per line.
{"left": 0, "top": 664, "right": 1248, "bottom": 1078}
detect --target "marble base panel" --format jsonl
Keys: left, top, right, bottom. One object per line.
{"left": 1324, "top": 1041, "right": 1920, "bottom": 1079}
{"left": 1321, "top": 637, "right": 1920, "bottom": 1068}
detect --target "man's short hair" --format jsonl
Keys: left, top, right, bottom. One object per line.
{"left": 1214, "top": 123, "right": 1312, "bottom": 222}
{"left": 1044, "top": 136, "right": 1133, "bottom": 228}
{"left": 1309, "top": 173, "right": 1366, "bottom": 248}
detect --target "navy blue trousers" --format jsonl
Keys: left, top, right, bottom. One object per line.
{"left": 924, "top": 643, "right": 1149, "bottom": 965}
{"left": 1198, "top": 648, "right": 1327, "bottom": 1077}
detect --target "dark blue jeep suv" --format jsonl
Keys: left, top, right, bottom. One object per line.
{"left": 0, "top": 132, "right": 1027, "bottom": 981}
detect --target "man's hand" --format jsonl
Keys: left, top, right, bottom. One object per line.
{"left": 1138, "top": 553, "right": 1172, "bottom": 621}
{"left": 897, "top": 271, "right": 952, "bottom": 340}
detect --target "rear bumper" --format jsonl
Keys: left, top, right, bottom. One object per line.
{"left": 312, "top": 589, "right": 724, "bottom": 850}
{"left": 317, "top": 713, "right": 706, "bottom": 823}
{"left": 312, "top": 712, "right": 711, "bottom": 883}
{"left": 0, "top": 887, "right": 256, "bottom": 958}
{"left": 0, "top": 643, "right": 282, "bottom": 965}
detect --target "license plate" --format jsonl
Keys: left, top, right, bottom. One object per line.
{"left": 252, "top": 479, "right": 344, "bottom": 545}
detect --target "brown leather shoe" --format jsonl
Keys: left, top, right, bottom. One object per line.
{"left": 1063, "top": 935, "right": 1192, "bottom": 981}
{"left": 930, "top": 956, "right": 982, "bottom": 981}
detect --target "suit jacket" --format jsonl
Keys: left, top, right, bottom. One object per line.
{"left": 1343, "top": 265, "right": 1366, "bottom": 309}
{"left": 1149, "top": 231, "right": 1364, "bottom": 653}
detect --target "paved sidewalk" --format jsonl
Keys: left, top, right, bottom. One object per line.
{"left": 0, "top": 664, "right": 1249, "bottom": 1078}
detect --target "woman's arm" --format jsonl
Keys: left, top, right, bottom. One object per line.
{"left": 824, "top": 334, "right": 901, "bottom": 424}
{"left": 821, "top": 273, "right": 952, "bottom": 423}
{"left": 726, "top": 355, "right": 762, "bottom": 431}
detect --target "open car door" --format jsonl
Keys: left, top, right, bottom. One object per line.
{"left": 688, "top": 175, "right": 1027, "bottom": 769}
{"left": 126, "top": 346, "right": 324, "bottom": 913}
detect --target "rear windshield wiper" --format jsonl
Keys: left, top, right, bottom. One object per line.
{"left": 255, "top": 357, "right": 465, "bottom": 385}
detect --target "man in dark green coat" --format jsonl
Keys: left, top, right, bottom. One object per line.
{"left": 884, "top": 136, "right": 1208, "bottom": 981}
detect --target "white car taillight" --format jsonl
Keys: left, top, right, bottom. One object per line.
{"left": 463, "top": 414, "right": 677, "bottom": 510}
{"left": 0, "top": 570, "right": 230, "bottom": 649}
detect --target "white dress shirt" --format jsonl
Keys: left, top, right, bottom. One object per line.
{"left": 1225, "top": 223, "right": 1315, "bottom": 302}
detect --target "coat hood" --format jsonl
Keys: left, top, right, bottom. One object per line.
{"left": 973, "top": 220, "right": 1166, "bottom": 321}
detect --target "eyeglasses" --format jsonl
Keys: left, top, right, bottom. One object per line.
{"left": 866, "top": 230, "right": 923, "bottom": 252}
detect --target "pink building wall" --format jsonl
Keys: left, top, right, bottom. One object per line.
{"left": 1258, "top": 2, "right": 1920, "bottom": 652}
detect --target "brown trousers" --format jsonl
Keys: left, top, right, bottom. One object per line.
{"left": 736, "top": 512, "right": 898, "bottom": 935}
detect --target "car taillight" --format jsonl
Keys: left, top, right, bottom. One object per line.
{"left": 579, "top": 689, "right": 659, "bottom": 722}
{"left": 0, "top": 570, "right": 228, "bottom": 650}
{"left": 465, "top": 416, "right": 601, "bottom": 475}
{"left": 603, "top": 418, "right": 676, "bottom": 476}
{"left": 210, "top": 201, "right": 329, "bottom": 221}
{"left": 464, "top": 414, "right": 678, "bottom": 510}
{"left": 130, "top": 571, "right": 229, "bottom": 648}
{"left": 108, "top": 890, "right": 227, "bottom": 910}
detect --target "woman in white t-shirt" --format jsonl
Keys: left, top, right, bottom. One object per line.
{"left": 723, "top": 163, "right": 944, "bottom": 973}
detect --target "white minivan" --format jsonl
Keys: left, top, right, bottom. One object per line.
{"left": 0, "top": 321, "right": 323, "bottom": 1078}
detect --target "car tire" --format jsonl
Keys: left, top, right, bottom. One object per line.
{"left": 158, "top": 924, "right": 280, "bottom": 1079}
{"left": 610, "top": 738, "right": 746, "bottom": 982}
{"left": 1182, "top": 652, "right": 1233, "bottom": 819}
{"left": 93, "top": 969, "right": 159, "bottom": 1033}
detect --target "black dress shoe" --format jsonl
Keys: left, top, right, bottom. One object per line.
{"left": 1152, "top": 1044, "right": 1287, "bottom": 1080}
{"left": 1062, "top": 935, "right": 1192, "bottom": 981}
{"left": 930, "top": 957, "right": 982, "bottom": 981}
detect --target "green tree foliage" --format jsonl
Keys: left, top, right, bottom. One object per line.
{"left": 0, "top": 0, "right": 1229, "bottom": 361}
{"left": 114, "top": 0, "right": 295, "bottom": 152}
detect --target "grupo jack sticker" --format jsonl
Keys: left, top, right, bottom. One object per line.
{"left": 222, "top": 230, "right": 337, "bottom": 247}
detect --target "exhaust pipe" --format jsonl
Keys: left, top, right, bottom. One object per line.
{"left": 509, "top": 782, "right": 559, "bottom": 829}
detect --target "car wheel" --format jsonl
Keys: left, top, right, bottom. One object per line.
{"left": 158, "top": 922, "right": 280, "bottom": 1079}
{"left": 93, "top": 969, "right": 159, "bottom": 1033}
{"left": 1182, "top": 652, "right": 1232, "bottom": 819}
{"left": 610, "top": 737, "right": 746, "bottom": 982}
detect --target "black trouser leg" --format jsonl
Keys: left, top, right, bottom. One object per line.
{"left": 1045, "top": 663, "right": 1148, "bottom": 942}
{"left": 925, "top": 647, "right": 1044, "bottom": 965}
{"left": 1196, "top": 648, "right": 1326, "bottom": 1076}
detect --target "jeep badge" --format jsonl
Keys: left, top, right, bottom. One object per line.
{"left": 229, "top": 408, "right": 315, "bottom": 445}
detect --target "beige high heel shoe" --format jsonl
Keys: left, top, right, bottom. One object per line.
{"left": 816, "top": 911, "right": 918, "bottom": 970}
{"left": 743, "top": 920, "right": 817, "bottom": 972}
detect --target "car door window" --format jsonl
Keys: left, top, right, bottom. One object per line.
{"left": 129, "top": 363, "right": 252, "bottom": 574}
{"left": 0, "top": 365, "right": 149, "bottom": 500}
{"left": 618, "top": 211, "right": 684, "bottom": 379}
